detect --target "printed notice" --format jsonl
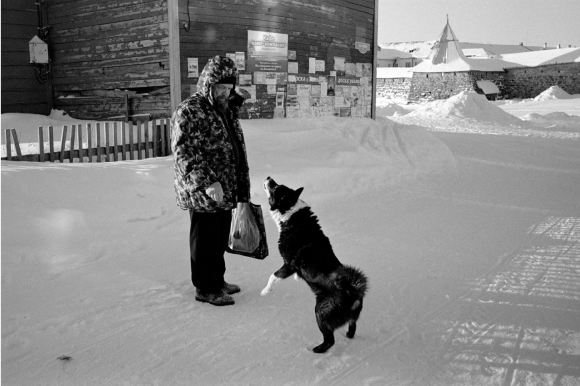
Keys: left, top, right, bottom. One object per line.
{"left": 309, "top": 57, "right": 316, "bottom": 74}
{"left": 187, "top": 58, "right": 199, "bottom": 78}
{"left": 235, "top": 52, "right": 246, "bottom": 71}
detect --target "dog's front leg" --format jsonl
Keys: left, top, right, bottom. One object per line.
{"left": 261, "top": 263, "right": 295, "bottom": 295}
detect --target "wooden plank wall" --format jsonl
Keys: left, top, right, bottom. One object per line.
{"left": 46, "top": 0, "right": 172, "bottom": 120}
{"left": 1, "top": 1, "right": 50, "bottom": 115}
{"left": 178, "top": 0, "right": 375, "bottom": 119}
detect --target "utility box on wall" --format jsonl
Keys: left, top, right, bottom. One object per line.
{"left": 29, "top": 36, "right": 49, "bottom": 64}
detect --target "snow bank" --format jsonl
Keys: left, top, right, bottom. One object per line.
{"left": 521, "top": 111, "right": 580, "bottom": 132}
{"left": 408, "top": 91, "right": 524, "bottom": 125}
{"left": 533, "top": 85, "right": 580, "bottom": 101}
{"left": 375, "top": 98, "right": 409, "bottom": 116}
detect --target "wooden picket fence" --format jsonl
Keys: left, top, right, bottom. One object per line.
{"left": 2, "top": 118, "right": 172, "bottom": 163}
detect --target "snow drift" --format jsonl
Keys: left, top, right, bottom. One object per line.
{"left": 375, "top": 99, "right": 409, "bottom": 117}
{"left": 408, "top": 91, "right": 524, "bottom": 125}
{"left": 533, "top": 85, "right": 580, "bottom": 101}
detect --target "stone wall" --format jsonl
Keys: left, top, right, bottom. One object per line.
{"left": 376, "top": 78, "right": 412, "bottom": 100}
{"left": 503, "top": 63, "right": 580, "bottom": 99}
{"left": 408, "top": 72, "right": 483, "bottom": 103}
{"left": 377, "top": 62, "right": 580, "bottom": 103}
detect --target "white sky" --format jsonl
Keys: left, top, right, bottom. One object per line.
{"left": 378, "top": 0, "right": 580, "bottom": 48}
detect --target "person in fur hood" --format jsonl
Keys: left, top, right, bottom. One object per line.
{"left": 171, "top": 56, "right": 250, "bottom": 306}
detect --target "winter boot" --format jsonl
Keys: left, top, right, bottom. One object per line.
{"left": 195, "top": 289, "right": 235, "bottom": 306}
{"left": 221, "top": 282, "right": 241, "bottom": 295}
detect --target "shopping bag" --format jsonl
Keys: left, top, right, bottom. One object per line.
{"left": 226, "top": 202, "right": 269, "bottom": 260}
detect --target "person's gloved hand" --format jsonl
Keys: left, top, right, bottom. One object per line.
{"left": 228, "top": 89, "right": 249, "bottom": 109}
{"left": 205, "top": 182, "right": 223, "bottom": 202}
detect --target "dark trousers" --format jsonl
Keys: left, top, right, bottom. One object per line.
{"left": 189, "top": 209, "right": 232, "bottom": 293}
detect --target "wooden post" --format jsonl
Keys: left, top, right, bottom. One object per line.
{"left": 137, "top": 121, "right": 142, "bottom": 160}
{"left": 160, "top": 119, "right": 166, "bottom": 157}
{"left": 5, "top": 129, "right": 12, "bottom": 161}
{"left": 38, "top": 127, "right": 45, "bottom": 162}
{"left": 48, "top": 126, "right": 54, "bottom": 162}
{"left": 78, "top": 124, "right": 83, "bottom": 163}
{"left": 11, "top": 129, "right": 22, "bottom": 161}
{"left": 168, "top": 0, "right": 182, "bottom": 114}
{"left": 165, "top": 118, "right": 171, "bottom": 155}
{"left": 105, "top": 122, "right": 111, "bottom": 162}
{"left": 122, "top": 122, "right": 127, "bottom": 161}
{"left": 87, "top": 124, "right": 93, "bottom": 163}
{"left": 113, "top": 122, "right": 119, "bottom": 162}
{"left": 60, "top": 126, "right": 68, "bottom": 163}
{"left": 96, "top": 123, "right": 101, "bottom": 163}
{"left": 70, "top": 125, "right": 76, "bottom": 163}
{"left": 144, "top": 121, "right": 150, "bottom": 159}
{"left": 129, "top": 122, "right": 134, "bottom": 160}
{"left": 153, "top": 119, "right": 159, "bottom": 158}
{"left": 372, "top": 0, "right": 379, "bottom": 120}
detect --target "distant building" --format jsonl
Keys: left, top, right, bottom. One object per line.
{"left": 377, "top": 20, "right": 580, "bottom": 102}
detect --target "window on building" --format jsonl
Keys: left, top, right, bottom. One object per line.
{"left": 393, "top": 63, "right": 398, "bottom": 67}
{"left": 405, "top": 63, "right": 412, "bottom": 67}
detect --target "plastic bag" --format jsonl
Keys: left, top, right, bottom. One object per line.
{"left": 226, "top": 202, "right": 269, "bottom": 259}
{"left": 228, "top": 203, "right": 260, "bottom": 254}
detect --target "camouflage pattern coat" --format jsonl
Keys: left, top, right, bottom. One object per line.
{"left": 171, "top": 56, "right": 251, "bottom": 212}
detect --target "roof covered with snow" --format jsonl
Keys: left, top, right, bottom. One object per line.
{"left": 380, "top": 41, "right": 550, "bottom": 59}
{"left": 376, "top": 67, "right": 414, "bottom": 78}
{"left": 498, "top": 47, "right": 580, "bottom": 67}
{"left": 377, "top": 48, "right": 412, "bottom": 60}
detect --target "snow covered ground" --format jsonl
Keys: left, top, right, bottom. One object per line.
{"left": 2, "top": 93, "right": 579, "bottom": 385}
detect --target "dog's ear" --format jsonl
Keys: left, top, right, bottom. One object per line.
{"left": 295, "top": 187, "right": 304, "bottom": 198}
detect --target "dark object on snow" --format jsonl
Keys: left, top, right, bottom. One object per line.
{"left": 57, "top": 355, "right": 72, "bottom": 362}
{"left": 261, "top": 177, "right": 368, "bottom": 353}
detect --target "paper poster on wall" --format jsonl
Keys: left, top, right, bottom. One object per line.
{"left": 235, "top": 52, "right": 246, "bottom": 70}
{"left": 320, "top": 81, "right": 327, "bottom": 97}
{"left": 345, "top": 63, "right": 356, "bottom": 76}
{"left": 288, "top": 50, "right": 296, "bottom": 60}
{"left": 239, "top": 74, "right": 252, "bottom": 86}
{"left": 247, "top": 30, "right": 288, "bottom": 72}
{"left": 276, "top": 92, "right": 285, "bottom": 108}
{"left": 361, "top": 63, "right": 372, "bottom": 78}
{"left": 334, "top": 57, "right": 345, "bottom": 72}
{"left": 265, "top": 72, "right": 277, "bottom": 85}
{"left": 288, "top": 62, "right": 298, "bottom": 74}
{"left": 311, "top": 84, "right": 321, "bottom": 97}
{"left": 187, "top": 58, "right": 199, "bottom": 78}
{"left": 327, "top": 76, "right": 336, "bottom": 96}
{"left": 308, "top": 58, "right": 316, "bottom": 74}
{"left": 356, "top": 63, "right": 363, "bottom": 77}
{"left": 267, "top": 84, "right": 277, "bottom": 95}
{"left": 254, "top": 72, "right": 266, "bottom": 84}
{"left": 287, "top": 83, "right": 297, "bottom": 95}
{"left": 286, "top": 95, "right": 299, "bottom": 107}
{"left": 315, "top": 60, "right": 325, "bottom": 72}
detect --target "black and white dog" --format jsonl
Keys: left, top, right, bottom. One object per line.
{"left": 261, "top": 177, "right": 368, "bottom": 353}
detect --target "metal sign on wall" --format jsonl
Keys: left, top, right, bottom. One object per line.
{"left": 247, "top": 30, "right": 288, "bottom": 72}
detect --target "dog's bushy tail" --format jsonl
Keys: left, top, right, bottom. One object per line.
{"left": 343, "top": 265, "right": 368, "bottom": 298}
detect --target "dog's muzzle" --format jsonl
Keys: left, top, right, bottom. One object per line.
{"left": 263, "top": 177, "right": 277, "bottom": 198}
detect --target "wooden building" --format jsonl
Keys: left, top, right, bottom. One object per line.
{"left": 1, "top": 1, "right": 51, "bottom": 115}
{"left": 2, "top": 0, "right": 377, "bottom": 120}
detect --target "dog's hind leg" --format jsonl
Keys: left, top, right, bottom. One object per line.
{"left": 312, "top": 323, "right": 335, "bottom": 353}
{"left": 312, "top": 301, "right": 336, "bottom": 353}
{"left": 346, "top": 299, "right": 363, "bottom": 339}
